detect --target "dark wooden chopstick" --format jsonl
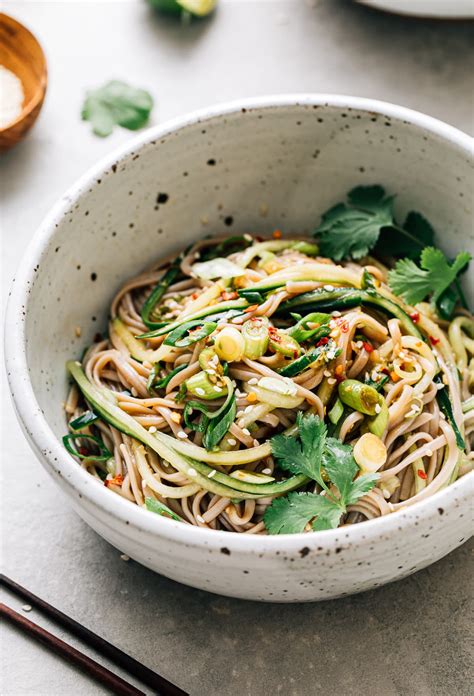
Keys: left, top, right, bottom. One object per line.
{"left": 0, "top": 574, "right": 188, "bottom": 696}
{"left": 0, "top": 603, "right": 145, "bottom": 696}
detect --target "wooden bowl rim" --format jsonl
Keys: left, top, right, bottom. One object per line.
{"left": 0, "top": 12, "right": 48, "bottom": 134}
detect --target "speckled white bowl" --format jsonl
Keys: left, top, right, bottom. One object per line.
{"left": 5, "top": 95, "right": 473, "bottom": 602}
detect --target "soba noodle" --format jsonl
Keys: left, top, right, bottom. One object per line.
{"left": 64, "top": 234, "right": 474, "bottom": 533}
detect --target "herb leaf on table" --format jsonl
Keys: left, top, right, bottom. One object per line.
{"left": 82, "top": 80, "right": 153, "bottom": 137}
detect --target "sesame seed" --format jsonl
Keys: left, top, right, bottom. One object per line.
{"left": 196, "top": 515, "right": 205, "bottom": 524}
{"left": 236, "top": 411, "right": 245, "bottom": 418}
{"left": 131, "top": 387, "right": 138, "bottom": 397}
{"left": 262, "top": 468, "right": 272, "bottom": 475}
{"left": 177, "top": 431, "right": 188, "bottom": 439}
{"left": 244, "top": 405, "right": 253, "bottom": 414}
{"left": 120, "top": 554, "right": 130, "bottom": 562}
{"left": 253, "top": 439, "right": 260, "bottom": 447}
{"left": 244, "top": 233, "right": 253, "bottom": 241}
{"left": 195, "top": 387, "right": 205, "bottom": 396}
{"left": 148, "top": 426, "right": 157, "bottom": 433}
{"left": 208, "top": 470, "right": 217, "bottom": 478}
{"left": 331, "top": 311, "right": 342, "bottom": 317}
{"left": 324, "top": 285, "right": 334, "bottom": 292}
{"left": 327, "top": 378, "right": 337, "bottom": 385}
{"left": 213, "top": 385, "right": 223, "bottom": 392}
{"left": 374, "top": 404, "right": 381, "bottom": 414}
{"left": 426, "top": 450, "right": 433, "bottom": 457}
{"left": 187, "top": 467, "right": 197, "bottom": 476}
{"left": 227, "top": 438, "right": 237, "bottom": 446}
{"left": 323, "top": 370, "right": 331, "bottom": 378}
{"left": 242, "top": 428, "right": 251, "bottom": 436}
{"left": 248, "top": 377, "right": 258, "bottom": 385}
{"left": 22, "top": 605, "right": 32, "bottom": 612}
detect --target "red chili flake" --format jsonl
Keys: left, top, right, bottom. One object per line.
{"left": 221, "top": 291, "right": 238, "bottom": 301}
{"left": 429, "top": 336, "right": 440, "bottom": 346}
{"left": 105, "top": 474, "right": 124, "bottom": 488}
{"left": 337, "top": 320, "right": 349, "bottom": 333}
{"left": 410, "top": 312, "right": 420, "bottom": 323}
{"left": 417, "top": 469, "right": 428, "bottom": 480}
{"left": 272, "top": 229, "right": 282, "bottom": 239}
{"left": 244, "top": 304, "right": 259, "bottom": 313}
{"left": 191, "top": 293, "right": 199, "bottom": 300}
{"left": 316, "top": 337, "right": 329, "bottom": 346}
{"left": 362, "top": 341, "right": 374, "bottom": 353}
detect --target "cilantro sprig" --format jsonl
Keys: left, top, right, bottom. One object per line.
{"left": 82, "top": 80, "right": 154, "bottom": 137}
{"left": 263, "top": 413, "right": 377, "bottom": 534}
{"left": 388, "top": 247, "right": 471, "bottom": 319}
{"left": 313, "top": 185, "right": 435, "bottom": 261}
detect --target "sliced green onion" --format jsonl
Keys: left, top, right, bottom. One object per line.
{"left": 145, "top": 496, "right": 184, "bottom": 522}
{"left": 287, "top": 312, "right": 331, "bottom": 343}
{"left": 69, "top": 410, "right": 98, "bottom": 431}
{"left": 338, "top": 379, "right": 382, "bottom": 416}
{"left": 164, "top": 319, "right": 217, "bottom": 348}
{"left": 185, "top": 371, "right": 228, "bottom": 400}
{"left": 268, "top": 329, "right": 302, "bottom": 358}
{"left": 328, "top": 398, "right": 344, "bottom": 425}
{"left": 147, "top": 363, "right": 187, "bottom": 394}
{"left": 198, "top": 347, "right": 224, "bottom": 378}
{"left": 367, "top": 399, "right": 389, "bottom": 437}
{"left": 242, "top": 317, "right": 269, "bottom": 359}
{"left": 63, "top": 433, "right": 112, "bottom": 461}
{"left": 214, "top": 327, "right": 245, "bottom": 362}
{"left": 353, "top": 433, "right": 387, "bottom": 473}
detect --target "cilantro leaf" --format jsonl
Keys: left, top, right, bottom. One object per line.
{"left": 322, "top": 438, "right": 358, "bottom": 500}
{"left": 82, "top": 80, "right": 153, "bottom": 137}
{"left": 388, "top": 247, "right": 471, "bottom": 313}
{"left": 376, "top": 211, "right": 435, "bottom": 260}
{"left": 271, "top": 412, "right": 326, "bottom": 486}
{"left": 314, "top": 186, "right": 394, "bottom": 261}
{"left": 263, "top": 492, "right": 342, "bottom": 535}
{"left": 265, "top": 414, "right": 378, "bottom": 534}
{"left": 345, "top": 474, "right": 379, "bottom": 505}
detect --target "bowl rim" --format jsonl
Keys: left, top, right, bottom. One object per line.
{"left": 0, "top": 12, "right": 48, "bottom": 133}
{"left": 5, "top": 93, "right": 473, "bottom": 554}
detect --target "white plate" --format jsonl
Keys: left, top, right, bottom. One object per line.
{"left": 357, "top": 0, "right": 474, "bottom": 18}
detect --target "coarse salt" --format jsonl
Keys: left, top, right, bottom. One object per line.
{"left": 0, "top": 65, "right": 24, "bottom": 128}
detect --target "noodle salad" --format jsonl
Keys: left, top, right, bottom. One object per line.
{"left": 63, "top": 186, "right": 474, "bottom": 534}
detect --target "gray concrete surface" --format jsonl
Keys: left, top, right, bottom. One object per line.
{"left": 1, "top": 1, "right": 473, "bottom": 694}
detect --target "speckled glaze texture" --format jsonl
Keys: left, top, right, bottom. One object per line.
{"left": 5, "top": 95, "right": 474, "bottom": 602}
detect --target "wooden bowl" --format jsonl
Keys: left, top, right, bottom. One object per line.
{"left": 0, "top": 13, "right": 47, "bottom": 152}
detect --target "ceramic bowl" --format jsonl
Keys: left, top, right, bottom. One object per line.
{"left": 5, "top": 95, "right": 473, "bottom": 602}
